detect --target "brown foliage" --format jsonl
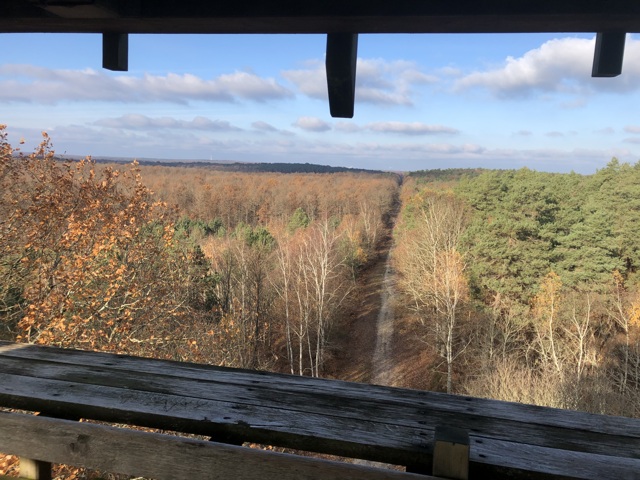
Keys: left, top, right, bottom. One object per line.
{"left": 0, "top": 127, "right": 214, "bottom": 360}
{"left": 138, "top": 165, "right": 397, "bottom": 231}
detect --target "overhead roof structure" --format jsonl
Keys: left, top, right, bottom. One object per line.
{"left": 2, "top": 0, "right": 640, "bottom": 117}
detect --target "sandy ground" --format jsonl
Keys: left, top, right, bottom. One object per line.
{"left": 324, "top": 213, "right": 434, "bottom": 391}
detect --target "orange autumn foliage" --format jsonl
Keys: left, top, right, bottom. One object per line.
{"left": 0, "top": 126, "right": 215, "bottom": 360}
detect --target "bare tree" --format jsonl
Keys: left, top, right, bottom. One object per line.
{"left": 272, "top": 220, "right": 353, "bottom": 376}
{"left": 395, "top": 192, "right": 468, "bottom": 393}
{"left": 531, "top": 271, "right": 564, "bottom": 376}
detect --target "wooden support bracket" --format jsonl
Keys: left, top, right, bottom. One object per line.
{"left": 102, "top": 32, "right": 128, "bottom": 71}
{"left": 592, "top": 32, "right": 626, "bottom": 77}
{"left": 432, "top": 426, "right": 469, "bottom": 480}
{"left": 19, "top": 458, "right": 52, "bottom": 480}
{"left": 325, "top": 33, "right": 358, "bottom": 118}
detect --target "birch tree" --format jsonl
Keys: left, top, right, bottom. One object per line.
{"left": 395, "top": 192, "right": 468, "bottom": 393}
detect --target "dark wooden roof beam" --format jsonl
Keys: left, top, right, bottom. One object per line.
{"left": 2, "top": 0, "right": 640, "bottom": 34}
{"left": 26, "top": 0, "right": 120, "bottom": 19}
{"left": 592, "top": 32, "right": 626, "bottom": 77}
{"left": 326, "top": 33, "right": 358, "bottom": 119}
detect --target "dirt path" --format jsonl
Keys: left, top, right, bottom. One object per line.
{"left": 326, "top": 200, "right": 400, "bottom": 385}
{"left": 370, "top": 256, "right": 396, "bottom": 386}
{"left": 334, "top": 206, "right": 404, "bottom": 470}
{"left": 325, "top": 186, "right": 435, "bottom": 393}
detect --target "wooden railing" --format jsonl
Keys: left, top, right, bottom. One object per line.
{"left": 1, "top": 341, "right": 639, "bottom": 480}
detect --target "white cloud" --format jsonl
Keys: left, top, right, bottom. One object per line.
{"left": 559, "top": 97, "right": 588, "bottom": 109}
{"left": 282, "top": 58, "right": 438, "bottom": 106}
{"left": 282, "top": 60, "right": 327, "bottom": 99}
{"left": 94, "top": 114, "right": 241, "bottom": 131}
{"left": 514, "top": 130, "right": 533, "bottom": 136}
{"left": 292, "top": 116, "right": 332, "bottom": 132}
{"left": 437, "top": 66, "right": 463, "bottom": 77}
{"left": 624, "top": 125, "right": 640, "bottom": 134}
{"left": 0, "top": 64, "right": 293, "bottom": 104}
{"left": 546, "top": 131, "right": 564, "bottom": 138}
{"left": 595, "top": 127, "right": 615, "bottom": 135}
{"left": 365, "top": 121, "right": 459, "bottom": 136}
{"left": 454, "top": 36, "right": 640, "bottom": 98}
{"left": 8, "top": 122, "right": 635, "bottom": 175}
{"left": 357, "top": 59, "right": 437, "bottom": 106}
{"left": 335, "top": 122, "right": 362, "bottom": 133}
{"left": 251, "top": 120, "right": 295, "bottom": 136}
{"left": 295, "top": 120, "right": 459, "bottom": 135}
{"left": 624, "top": 137, "right": 640, "bottom": 144}
{"left": 251, "top": 121, "right": 278, "bottom": 132}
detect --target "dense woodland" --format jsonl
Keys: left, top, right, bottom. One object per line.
{"left": 94, "top": 158, "right": 382, "bottom": 175}
{"left": 395, "top": 165, "right": 640, "bottom": 417}
{"left": 0, "top": 126, "right": 398, "bottom": 377}
{"left": 2, "top": 125, "right": 640, "bottom": 418}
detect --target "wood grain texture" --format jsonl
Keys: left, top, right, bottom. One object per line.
{"left": 470, "top": 437, "right": 640, "bottom": 480}
{"left": 432, "top": 427, "right": 468, "bottom": 480}
{"left": 0, "top": 412, "right": 436, "bottom": 480}
{"left": 1, "top": 341, "right": 640, "bottom": 479}
{"left": 19, "top": 458, "right": 51, "bottom": 480}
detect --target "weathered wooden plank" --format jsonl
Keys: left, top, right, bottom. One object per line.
{"left": 3, "top": 341, "right": 638, "bottom": 438}
{"left": 1, "top": 353, "right": 638, "bottom": 465}
{"left": 0, "top": 376, "right": 640, "bottom": 478}
{"left": 0, "top": 376, "right": 638, "bottom": 480}
{"left": 470, "top": 436, "right": 640, "bottom": 480}
{"left": 3, "top": 412, "right": 638, "bottom": 480}
{"left": 2, "top": 0, "right": 640, "bottom": 33}
{"left": 0, "top": 372, "right": 433, "bottom": 468}
{"left": 1, "top": 343, "right": 639, "bottom": 461}
{"left": 0, "top": 412, "right": 437, "bottom": 480}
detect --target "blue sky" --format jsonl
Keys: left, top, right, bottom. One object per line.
{"left": 1, "top": 32, "right": 640, "bottom": 173}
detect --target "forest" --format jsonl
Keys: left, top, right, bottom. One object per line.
{"left": 0, "top": 126, "right": 398, "bottom": 378}
{"left": 395, "top": 164, "right": 640, "bottom": 417}
{"left": 92, "top": 158, "right": 383, "bottom": 175}
{"left": 1, "top": 125, "right": 639, "bottom": 419}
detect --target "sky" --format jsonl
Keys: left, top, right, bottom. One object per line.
{"left": 1, "top": 32, "right": 640, "bottom": 173}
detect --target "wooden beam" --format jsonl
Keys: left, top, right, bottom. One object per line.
{"left": 2, "top": 342, "right": 640, "bottom": 479}
{"left": 3, "top": 0, "right": 640, "bottom": 34}
{"left": 0, "top": 412, "right": 435, "bottom": 480}
{"left": 431, "top": 427, "right": 469, "bottom": 480}
{"left": 102, "top": 32, "right": 128, "bottom": 71}
{"left": 25, "top": 0, "right": 120, "bottom": 19}
{"left": 326, "top": 33, "right": 358, "bottom": 118}
{"left": 592, "top": 32, "right": 626, "bottom": 77}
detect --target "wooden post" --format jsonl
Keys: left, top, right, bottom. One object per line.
{"left": 18, "top": 410, "right": 80, "bottom": 480}
{"left": 431, "top": 426, "right": 469, "bottom": 480}
{"left": 592, "top": 32, "right": 626, "bottom": 77}
{"left": 325, "top": 33, "right": 358, "bottom": 118}
{"left": 19, "top": 458, "right": 52, "bottom": 480}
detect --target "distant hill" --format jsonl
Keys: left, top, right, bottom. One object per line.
{"left": 85, "top": 157, "right": 385, "bottom": 175}
{"left": 209, "top": 162, "right": 384, "bottom": 174}
{"left": 407, "top": 168, "right": 487, "bottom": 183}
